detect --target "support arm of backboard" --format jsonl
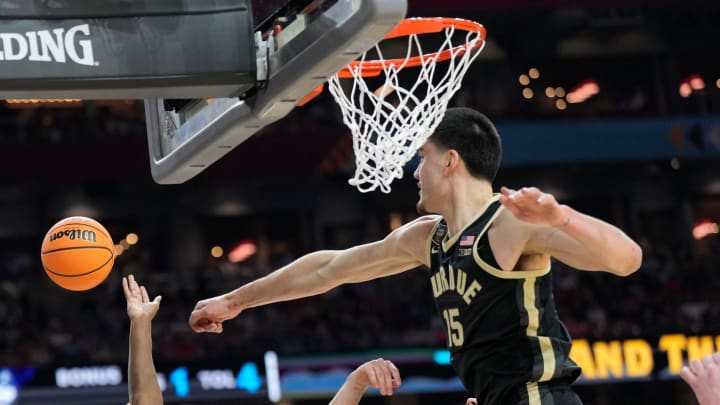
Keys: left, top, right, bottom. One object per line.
{"left": 145, "top": 0, "right": 407, "bottom": 184}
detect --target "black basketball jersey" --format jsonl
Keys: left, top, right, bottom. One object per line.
{"left": 426, "top": 195, "right": 581, "bottom": 404}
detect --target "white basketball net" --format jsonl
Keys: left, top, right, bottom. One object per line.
{"left": 327, "top": 20, "right": 486, "bottom": 193}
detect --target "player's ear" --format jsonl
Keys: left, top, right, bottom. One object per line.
{"left": 445, "top": 149, "right": 460, "bottom": 171}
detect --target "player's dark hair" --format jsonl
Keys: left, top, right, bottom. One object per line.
{"left": 428, "top": 107, "right": 502, "bottom": 182}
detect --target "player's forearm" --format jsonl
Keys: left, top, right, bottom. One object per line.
{"left": 224, "top": 250, "right": 341, "bottom": 312}
{"left": 559, "top": 205, "right": 642, "bottom": 276}
{"left": 129, "top": 320, "right": 163, "bottom": 405}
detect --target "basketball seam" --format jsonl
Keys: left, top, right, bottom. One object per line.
{"left": 43, "top": 246, "right": 114, "bottom": 277}
{"left": 46, "top": 222, "right": 112, "bottom": 241}
{"left": 42, "top": 246, "right": 110, "bottom": 255}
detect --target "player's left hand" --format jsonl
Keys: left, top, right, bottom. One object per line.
{"left": 123, "top": 274, "right": 162, "bottom": 322}
{"left": 499, "top": 186, "right": 568, "bottom": 227}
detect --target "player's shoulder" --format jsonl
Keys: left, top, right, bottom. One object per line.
{"left": 403, "top": 215, "right": 443, "bottom": 233}
{"left": 388, "top": 215, "right": 442, "bottom": 244}
{"left": 385, "top": 215, "right": 441, "bottom": 266}
{"left": 385, "top": 215, "right": 440, "bottom": 238}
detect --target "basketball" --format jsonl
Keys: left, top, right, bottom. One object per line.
{"left": 40, "top": 216, "right": 115, "bottom": 291}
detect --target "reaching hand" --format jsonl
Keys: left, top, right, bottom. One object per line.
{"left": 499, "top": 186, "right": 568, "bottom": 228}
{"left": 348, "top": 358, "right": 401, "bottom": 396}
{"left": 680, "top": 353, "right": 720, "bottom": 405}
{"left": 466, "top": 398, "right": 478, "bottom": 405}
{"left": 189, "top": 295, "right": 239, "bottom": 334}
{"left": 123, "top": 275, "right": 161, "bottom": 322}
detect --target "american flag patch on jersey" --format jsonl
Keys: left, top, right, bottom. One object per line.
{"left": 459, "top": 235, "right": 475, "bottom": 247}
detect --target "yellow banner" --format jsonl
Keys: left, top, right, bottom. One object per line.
{"left": 570, "top": 334, "right": 719, "bottom": 380}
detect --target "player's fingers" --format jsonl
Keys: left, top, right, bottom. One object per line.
{"left": 466, "top": 398, "right": 478, "bottom": 405}
{"left": 367, "top": 364, "right": 380, "bottom": 393}
{"left": 703, "top": 354, "right": 715, "bottom": 369}
{"left": 379, "top": 360, "right": 393, "bottom": 395}
{"left": 203, "top": 321, "right": 223, "bottom": 334}
{"left": 713, "top": 352, "right": 720, "bottom": 366}
{"left": 371, "top": 360, "right": 388, "bottom": 395}
{"left": 140, "top": 286, "right": 150, "bottom": 303}
{"left": 189, "top": 313, "right": 208, "bottom": 332}
{"left": 122, "top": 277, "right": 131, "bottom": 298}
{"left": 692, "top": 358, "right": 705, "bottom": 374}
{"left": 537, "top": 192, "right": 555, "bottom": 205}
{"left": 128, "top": 274, "right": 140, "bottom": 295}
{"left": 153, "top": 296, "right": 162, "bottom": 305}
{"left": 680, "top": 366, "right": 698, "bottom": 386}
{"left": 500, "top": 186, "right": 514, "bottom": 196}
{"left": 386, "top": 360, "right": 401, "bottom": 388}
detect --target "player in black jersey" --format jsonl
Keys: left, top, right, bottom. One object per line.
{"left": 189, "top": 107, "right": 643, "bottom": 404}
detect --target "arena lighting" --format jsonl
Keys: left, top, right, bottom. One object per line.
{"left": 545, "top": 87, "right": 555, "bottom": 98}
{"left": 228, "top": 240, "right": 257, "bottom": 263}
{"left": 264, "top": 351, "right": 281, "bottom": 403}
{"left": 679, "top": 82, "right": 692, "bottom": 98}
{"left": 693, "top": 220, "right": 719, "bottom": 240}
{"left": 5, "top": 98, "right": 81, "bottom": 104}
{"left": 210, "top": 246, "right": 224, "bottom": 258}
{"left": 518, "top": 74, "right": 530, "bottom": 85}
{"left": 555, "top": 86, "right": 565, "bottom": 97}
{"left": 689, "top": 74, "right": 705, "bottom": 90}
{"left": 716, "top": 78, "right": 720, "bottom": 89}
{"left": 522, "top": 87, "right": 534, "bottom": 99}
{"left": 567, "top": 80, "right": 599, "bottom": 104}
{"left": 555, "top": 99, "right": 567, "bottom": 110}
{"left": 528, "top": 68, "right": 540, "bottom": 79}
{"left": 126, "top": 233, "right": 139, "bottom": 245}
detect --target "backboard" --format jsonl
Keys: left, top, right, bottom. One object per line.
{"left": 145, "top": 0, "right": 407, "bottom": 183}
{"left": 0, "top": 0, "right": 406, "bottom": 184}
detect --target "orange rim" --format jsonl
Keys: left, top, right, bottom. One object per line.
{"left": 336, "top": 17, "right": 486, "bottom": 78}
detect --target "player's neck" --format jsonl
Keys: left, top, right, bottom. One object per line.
{"left": 443, "top": 178, "right": 493, "bottom": 238}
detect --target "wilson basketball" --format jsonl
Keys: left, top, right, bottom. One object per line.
{"left": 41, "top": 216, "right": 115, "bottom": 291}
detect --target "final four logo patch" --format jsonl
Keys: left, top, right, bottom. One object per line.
{"left": 432, "top": 222, "right": 448, "bottom": 244}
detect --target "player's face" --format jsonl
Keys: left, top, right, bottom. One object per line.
{"left": 413, "top": 141, "right": 446, "bottom": 214}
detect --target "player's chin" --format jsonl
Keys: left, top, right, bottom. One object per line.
{"left": 416, "top": 200, "right": 429, "bottom": 215}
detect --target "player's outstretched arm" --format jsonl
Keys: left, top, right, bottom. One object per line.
{"left": 499, "top": 186, "right": 642, "bottom": 276}
{"left": 329, "top": 359, "right": 402, "bottom": 405}
{"left": 680, "top": 353, "right": 720, "bottom": 405}
{"left": 189, "top": 216, "right": 439, "bottom": 334}
{"left": 124, "top": 275, "right": 163, "bottom": 405}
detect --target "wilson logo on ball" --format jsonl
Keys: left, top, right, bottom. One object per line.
{"left": 48, "top": 228, "right": 97, "bottom": 243}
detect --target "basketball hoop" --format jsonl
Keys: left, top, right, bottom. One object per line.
{"left": 327, "top": 17, "right": 486, "bottom": 193}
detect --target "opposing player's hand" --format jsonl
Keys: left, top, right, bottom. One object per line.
{"left": 348, "top": 358, "right": 401, "bottom": 396}
{"left": 189, "top": 295, "right": 239, "bottom": 334}
{"left": 466, "top": 398, "right": 478, "bottom": 405}
{"left": 680, "top": 353, "right": 720, "bottom": 405}
{"left": 123, "top": 275, "right": 161, "bottom": 322}
{"left": 499, "top": 186, "right": 568, "bottom": 228}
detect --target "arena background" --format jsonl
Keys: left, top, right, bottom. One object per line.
{"left": 2, "top": 0, "right": 720, "bottom": 404}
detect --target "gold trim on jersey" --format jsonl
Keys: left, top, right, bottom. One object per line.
{"left": 524, "top": 277, "right": 557, "bottom": 392}
{"left": 538, "top": 337, "right": 556, "bottom": 382}
{"left": 470, "top": 204, "right": 551, "bottom": 279}
{"left": 441, "top": 194, "right": 500, "bottom": 252}
{"left": 426, "top": 220, "right": 442, "bottom": 266}
{"left": 526, "top": 382, "right": 541, "bottom": 405}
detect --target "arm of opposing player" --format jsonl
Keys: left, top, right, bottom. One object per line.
{"left": 128, "top": 319, "right": 164, "bottom": 405}
{"left": 201, "top": 216, "right": 438, "bottom": 321}
{"left": 528, "top": 205, "right": 642, "bottom": 276}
